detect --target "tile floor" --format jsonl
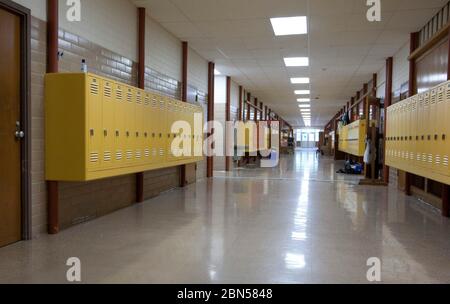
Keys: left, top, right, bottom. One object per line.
{"left": 1, "top": 151, "right": 450, "bottom": 283}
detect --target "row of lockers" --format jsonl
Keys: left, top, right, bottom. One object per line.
{"left": 338, "top": 120, "right": 367, "bottom": 157}
{"left": 385, "top": 80, "right": 450, "bottom": 185}
{"left": 45, "top": 73, "right": 204, "bottom": 181}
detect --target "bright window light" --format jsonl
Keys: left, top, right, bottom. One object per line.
{"left": 270, "top": 17, "right": 308, "bottom": 36}
{"left": 284, "top": 57, "right": 309, "bottom": 67}
{"left": 291, "top": 77, "right": 310, "bottom": 84}
{"left": 295, "top": 90, "right": 310, "bottom": 95}
{"left": 297, "top": 98, "right": 310, "bottom": 102}
{"left": 214, "top": 69, "right": 221, "bottom": 75}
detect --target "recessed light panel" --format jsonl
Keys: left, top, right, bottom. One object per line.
{"left": 291, "top": 77, "right": 310, "bottom": 84}
{"left": 284, "top": 57, "right": 309, "bottom": 67}
{"left": 298, "top": 104, "right": 310, "bottom": 108}
{"left": 295, "top": 90, "right": 310, "bottom": 95}
{"left": 270, "top": 16, "right": 308, "bottom": 36}
{"left": 297, "top": 98, "right": 311, "bottom": 102}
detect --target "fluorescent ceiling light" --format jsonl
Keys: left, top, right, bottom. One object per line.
{"left": 298, "top": 104, "right": 310, "bottom": 108}
{"left": 284, "top": 57, "right": 309, "bottom": 67}
{"left": 270, "top": 16, "right": 308, "bottom": 36}
{"left": 214, "top": 69, "right": 221, "bottom": 75}
{"left": 295, "top": 90, "right": 310, "bottom": 95}
{"left": 291, "top": 77, "right": 310, "bottom": 84}
{"left": 297, "top": 98, "right": 311, "bottom": 102}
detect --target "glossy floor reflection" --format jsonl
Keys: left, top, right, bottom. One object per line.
{"left": 1, "top": 151, "right": 450, "bottom": 283}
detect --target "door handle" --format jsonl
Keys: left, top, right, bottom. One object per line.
{"left": 15, "top": 121, "right": 25, "bottom": 139}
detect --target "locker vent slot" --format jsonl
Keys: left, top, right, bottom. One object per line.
{"left": 116, "top": 90, "right": 123, "bottom": 100}
{"left": 136, "top": 93, "right": 142, "bottom": 104}
{"left": 428, "top": 154, "right": 433, "bottom": 163}
{"left": 127, "top": 92, "right": 133, "bottom": 102}
{"left": 447, "top": 85, "right": 450, "bottom": 99}
{"left": 90, "top": 152, "right": 99, "bottom": 163}
{"left": 443, "top": 156, "right": 449, "bottom": 167}
{"left": 422, "top": 153, "right": 427, "bottom": 162}
{"left": 104, "top": 151, "right": 112, "bottom": 162}
{"left": 104, "top": 86, "right": 112, "bottom": 98}
{"left": 144, "top": 149, "right": 150, "bottom": 157}
{"left": 126, "top": 150, "right": 133, "bottom": 160}
{"left": 159, "top": 148, "right": 164, "bottom": 156}
{"left": 90, "top": 82, "right": 99, "bottom": 95}
{"left": 152, "top": 148, "right": 157, "bottom": 157}
{"left": 435, "top": 155, "right": 441, "bottom": 165}
{"left": 135, "top": 150, "right": 141, "bottom": 159}
{"left": 145, "top": 96, "right": 150, "bottom": 106}
{"left": 438, "top": 88, "right": 444, "bottom": 102}
{"left": 116, "top": 151, "right": 123, "bottom": 161}
{"left": 160, "top": 101, "right": 164, "bottom": 109}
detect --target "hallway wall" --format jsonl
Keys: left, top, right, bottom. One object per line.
{"left": 14, "top": 0, "right": 210, "bottom": 235}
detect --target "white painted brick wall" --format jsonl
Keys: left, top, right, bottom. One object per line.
{"left": 58, "top": 0, "right": 138, "bottom": 62}
{"left": 188, "top": 47, "right": 208, "bottom": 93}
{"left": 146, "top": 16, "right": 182, "bottom": 82}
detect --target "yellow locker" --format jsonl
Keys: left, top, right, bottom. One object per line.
{"left": 87, "top": 75, "right": 103, "bottom": 171}
{"left": 423, "top": 91, "right": 431, "bottom": 169}
{"left": 124, "top": 86, "right": 135, "bottom": 165}
{"left": 46, "top": 73, "right": 203, "bottom": 182}
{"left": 406, "top": 98, "right": 412, "bottom": 168}
{"left": 157, "top": 95, "right": 167, "bottom": 163}
{"left": 417, "top": 93, "right": 425, "bottom": 167}
{"left": 410, "top": 96, "right": 418, "bottom": 169}
{"left": 101, "top": 78, "right": 115, "bottom": 169}
{"left": 150, "top": 93, "right": 159, "bottom": 163}
{"left": 166, "top": 98, "right": 175, "bottom": 162}
{"left": 444, "top": 82, "right": 450, "bottom": 175}
{"left": 430, "top": 88, "right": 437, "bottom": 171}
{"left": 134, "top": 89, "right": 144, "bottom": 164}
{"left": 114, "top": 83, "right": 125, "bottom": 166}
{"left": 143, "top": 92, "right": 152, "bottom": 164}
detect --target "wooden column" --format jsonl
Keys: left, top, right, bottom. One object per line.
{"left": 225, "top": 76, "right": 231, "bottom": 172}
{"left": 47, "top": 0, "right": 59, "bottom": 235}
{"left": 179, "top": 41, "right": 189, "bottom": 186}
{"left": 383, "top": 57, "right": 393, "bottom": 184}
{"left": 207, "top": 62, "right": 215, "bottom": 178}
{"left": 136, "top": 7, "right": 146, "bottom": 202}
{"left": 405, "top": 32, "right": 420, "bottom": 196}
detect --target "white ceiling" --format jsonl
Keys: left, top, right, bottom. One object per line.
{"left": 133, "top": 0, "right": 447, "bottom": 127}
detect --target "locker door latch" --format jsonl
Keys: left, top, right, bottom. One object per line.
{"left": 15, "top": 121, "right": 25, "bottom": 139}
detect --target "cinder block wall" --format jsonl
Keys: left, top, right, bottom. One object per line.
{"left": 21, "top": 0, "right": 210, "bottom": 236}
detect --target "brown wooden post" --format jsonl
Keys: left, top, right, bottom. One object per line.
{"left": 207, "top": 62, "right": 215, "bottom": 178}
{"left": 383, "top": 57, "right": 393, "bottom": 184}
{"left": 225, "top": 76, "right": 231, "bottom": 172}
{"left": 47, "top": 0, "right": 59, "bottom": 234}
{"left": 179, "top": 41, "right": 189, "bottom": 186}
{"left": 136, "top": 7, "right": 146, "bottom": 202}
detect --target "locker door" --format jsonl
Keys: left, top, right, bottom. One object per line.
{"left": 386, "top": 106, "right": 392, "bottom": 163}
{"left": 114, "top": 83, "right": 125, "bottom": 167}
{"left": 135, "top": 89, "right": 144, "bottom": 164}
{"left": 166, "top": 99, "right": 173, "bottom": 162}
{"left": 436, "top": 85, "right": 445, "bottom": 174}
{"left": 423, "top": 92, "right": 431, "bottom": 169}
{"left": 416, "top": 94, "right": 424, "bottom": 167}
{"left": 102, "top": 79, "right": 115, "bottom": 169}
{"left": 189, "top": 105, "right": 195, "bottom": 160}
{"left": 410, "top": 97, "right": 418, "bottom": 169}
{"left": 445, "top": 83, "right": 450, "bottom": 175}
{"left": 125, "top": 86, "right": 135, "bottom": 165}
{"left": 158, "top": 97, "right": 167, "bottom": 163}
{"left": 87, "top": 75, "right": 103, "bottom": 171}
{"left": 399, "top": 102, "right": 405, "bottom": 166}
{"left": 406, "top": 98, "right": 412, "bottom": 168}
{"left": 143, "top": 92, "right": 151, "bottom": 165}
{"left": 430, "top": 89, "right": 437, "bottom": 171}
{"left": 150, "top": 94, "right": 158, "bottom": 164}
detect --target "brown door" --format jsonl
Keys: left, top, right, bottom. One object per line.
{"left": 0, "top": 7, "right": 22, "bottom": 247}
